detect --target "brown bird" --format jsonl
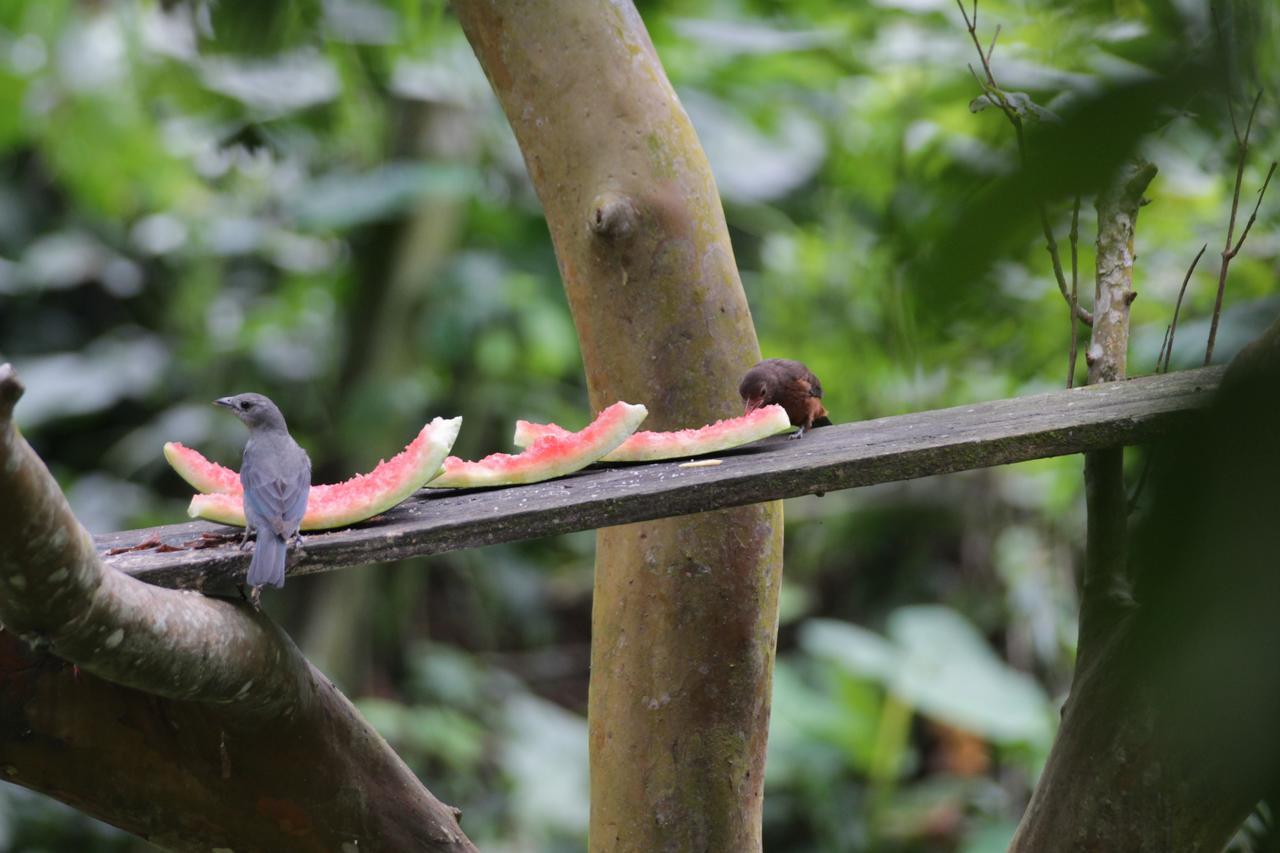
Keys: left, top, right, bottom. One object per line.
{"left": 739, "top": 358, "right": 831, "bottom": 438}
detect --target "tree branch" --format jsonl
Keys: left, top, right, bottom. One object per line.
{"left": 1162, "top": 243, "right": 1208, "bottom": 374}
{"left": 0, "top": 367, "right": 299, "bottom": 710}
{"left": 1228, "top": 160, "right": 1275, "bottom": 258}
{"left": 1132, "top": 242, "right": 1209, "bottom": 513}
{"left": 0, "top": 364, "right": 475, "bottom": 852}
{"left": 956, "top": 0, "right": 1093, "bottom": 326}
{"left": 1087, "top": 161, "right": 1157, "bottom": 385}
{"left": 1013, "top": 315, "right": 1280, "bottom": 851}
{"left": 1205, "top": 91, "right": 1268, "bottom": 365}
{"left": 1078, "top": 159, "right": 1155, "bottom": 665}
{"left": 1068, "top": 196, "right": 1081, "bottom": 387}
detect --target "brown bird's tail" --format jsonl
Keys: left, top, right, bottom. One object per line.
{"left": 813, "top": 415, "right": 833, "bottom": 428}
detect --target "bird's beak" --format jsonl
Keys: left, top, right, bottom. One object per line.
{"left": 744, "top": 398, "right": 760, "bottom": 415}
{"left": 213, "top": 397, "right": 235, "bottom": 409}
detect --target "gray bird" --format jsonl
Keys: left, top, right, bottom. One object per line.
{"left": 214, "top": 393, "right": 311, "bottom": 601}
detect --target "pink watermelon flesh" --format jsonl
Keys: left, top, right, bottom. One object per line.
{"left": 428, "top": 401, "right": 648, "bottom": 488}
{"left": 512, "top": 403, "right": 793, "bottom": 463}
{"left": 173, "top": 417, "right": 461, "bottom": 530}
{"left": 164, "top": 442, "right": 242, "bottom": 494}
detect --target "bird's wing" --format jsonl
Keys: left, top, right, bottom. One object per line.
{"left": 770, "top": 358, "right": 823, "bottom": 398}
{"left": 243, "top": 451, "right": 310, "bottom": 538}
{"left": 284, "top": 452, "right": 311, "bottom": 528}
{"left": 802, "top": 367, "right": 823, "bottom": 398}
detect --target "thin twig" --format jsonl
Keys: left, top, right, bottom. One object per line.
{"left": 967, "top": 63, "right": 987, "bottom": 93}
{"left": 1242, "top": 89, "right": 1263, "bottom": 146}
{"left": 1205, "top": 92, "right": 1267, "bottom": 365}
{"left": 1133, "top": 242, "right": 1208, "bottom": 514}
{"left": 956, "top": 0, "right": 1092, "bottom": 326}
{"left": 1229, "top": 161, "right": 1276, "bottom": 258}
{"left": 957, "top": 0, "right": 1016, "bottom": 125}
{"left": 1155, "top": 325, "right": 1173, "bottom": 376}
{"left": 985, "top": 24, "right": 1001, "bottom": 66}
{"left": 1068, "top": 196, "right": 1081, "bottom": 387}
{"left": 1162, "top": 243, "right": 1208, "bottom": 373}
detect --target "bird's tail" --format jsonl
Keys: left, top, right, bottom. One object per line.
{"left": 247, "top": 532, "right": 288, "bottom": 589}
{"left": 813, "top": 415, "right": 833, "bottom": 428}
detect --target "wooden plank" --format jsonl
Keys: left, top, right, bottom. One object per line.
{"left": 98, "top": 366, "right": 1223, "bottom": 591}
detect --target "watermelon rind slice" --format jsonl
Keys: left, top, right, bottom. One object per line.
{"left": 513, "top": 403, "right": 792, "bottom": 463}
{"left": 176, "top": 416, "right": 462, "bottom": 530}
{"left": 164, "top": 442, "right": 242, "bottom": 494}
{"left": 428, "top": 401, "right": 648, "bottom": 488}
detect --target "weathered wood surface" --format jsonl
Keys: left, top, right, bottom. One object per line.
{"left": 98, "top": 366, "right": 1222, "bottom": 591}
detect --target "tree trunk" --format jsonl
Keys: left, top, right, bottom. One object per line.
{"left": 454, "top": 3, "right": 783, "bottom": 850}
{"left": 0, "top": 365, "right": 475, "bottom": 852}
{"left": 1013, "top": 162, "right": 1156, "bottom": 851}
{"left": 1076, "top": 160, "right": 1155, "bottom": 661}
{"left": 1009, "top": 316, "right": 1280, "bottom": 850}
{"left": 1012, "top": 165, "right": 1280, "bottom": 849}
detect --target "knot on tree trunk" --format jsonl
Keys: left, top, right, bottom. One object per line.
{"left": 0, "top": 364, "right": 23, "bottom": 421}
{"left": 590, "top": 192, "right": 640, "bottom": 241}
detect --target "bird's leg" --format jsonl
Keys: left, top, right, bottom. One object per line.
{"left": 789, "top": 425, "right": 807, "bottom": 440}
{"left": 239, "top": 525, "right": 255, "bottom": 550}
{"left": 249, "top": 586, "right": 263, "bottom": 611}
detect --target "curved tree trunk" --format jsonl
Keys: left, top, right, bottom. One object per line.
{"left": 454, "top": 3, "right": 783, "bottom": 850}
{"left": 0, "top": 365, "right": 475, "bottom": 852}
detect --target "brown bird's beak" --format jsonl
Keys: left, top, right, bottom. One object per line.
{"left": 744, "top": 398, "right": 761, "bottom": 416}
{"left": 213, "top": 397, "right": 235, "bottom": 409}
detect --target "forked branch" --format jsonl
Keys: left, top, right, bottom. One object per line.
{"left": 1204, "top": 88, "right": 1274, "bottom": 365}
{"left": 956, "top": 0, "right": 1092, "bottom": 330}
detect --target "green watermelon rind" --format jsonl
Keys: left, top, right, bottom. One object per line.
{"left": 183, "top": 416, "right": 462, "bottom": 530}
{"left": 513, "top": 403, "right": 793, "bottom": 463}
{"left": 428, "top": 401, "right": 648, "bottom": 489}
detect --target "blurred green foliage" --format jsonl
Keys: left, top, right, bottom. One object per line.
{"left": 0, "top": 0, "right": 1275, "bottom": 849}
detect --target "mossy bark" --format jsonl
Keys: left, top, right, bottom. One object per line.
{"left": 454, "top": 3, "right": 783, "bottom": 850}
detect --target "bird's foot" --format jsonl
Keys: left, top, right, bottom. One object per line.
{"left": 788, "top": 426, "right": 807, "bottom": 440}
{"left": 239, "top": 530, "right": 255, "bottom": 551}
{"left": 249, "top": 586, "right": 263, "bottom": 611}
{"left": 288, "top": 532, "right": 305, "bottom": 555}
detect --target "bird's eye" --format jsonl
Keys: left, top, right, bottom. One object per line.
{"left": 239, "top": 401, "right": 251, "bottom": 411}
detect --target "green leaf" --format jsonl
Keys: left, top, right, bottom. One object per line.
{"left": 887, "top": 606, "right": 1054, "bottom": 746}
